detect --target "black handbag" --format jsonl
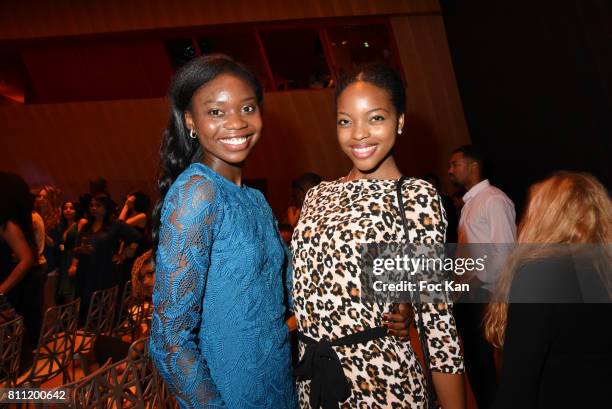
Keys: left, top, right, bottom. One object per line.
{"left": 395, "top": 176, "right": 439, "bottom": 409}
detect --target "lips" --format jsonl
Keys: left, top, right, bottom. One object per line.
{"left": 218, "top": 134, "right": 253, "bottom": 151}
{"left": 351, "top": 144, "right": 377, "bottom": 159}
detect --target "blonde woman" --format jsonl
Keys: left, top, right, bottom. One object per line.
{"left": 485, "top": 171, "right": 612, "bottom": 409}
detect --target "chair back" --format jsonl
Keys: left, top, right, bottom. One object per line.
{"left": 112, "top": 281, "right": 143, "bottom": 341}
{"left": 75, "top": 286, "right": 118, "bottom": 354}
{"left": 23, "top": 298, "right": 80, "bottom": 385}
{"left": 0, "top": 315, "right": 24, "bottom": 387}
{"left": 127, "top": 337, "right": 156, "bottom": 407}
{"left": 72, "top": 355, "right": 145, "bottom": 409}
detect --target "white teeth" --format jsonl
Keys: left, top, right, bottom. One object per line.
{"left": 353, "top": 145, "right": 376, "bottom": 153}
{"left": 220, "top": 137, "right": 247, "bottom": 145}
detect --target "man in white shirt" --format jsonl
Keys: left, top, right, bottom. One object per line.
{"left": 448, "top": 145, "right": 516, "bottom": 409}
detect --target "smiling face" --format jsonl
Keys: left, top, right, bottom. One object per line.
{"left": 336, "top": 81, "right": 404, "bottom": 177}
{"left": 184, "top": 74, "right": 262, "bottom": 172}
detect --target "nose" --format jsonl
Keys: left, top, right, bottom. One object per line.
{"left": 224, "top": 112, "right": 247, "bottom": 130}
{"left": 352, "top": 122, "right": 369, "bottom": 141}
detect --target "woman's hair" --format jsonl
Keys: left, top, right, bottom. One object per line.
{"left": 131, "top": 249, "right": 155, "bottom": 300}
{"left": 0, "top": 172, "right": 37, "bottom": 255}
{"left": 151, "top": 54, "right": 263, "bottom": 252}
{"left": 485, "top": 171, "right": 612, "bottom": 348}
{"left": 130, "top": 191, "right": 151, "bottom": 215}
{"left": 335, "top": 63, "right": 406, "bottom": 116}
{"left": 78, "top": 193, "right": 93, "bottom": 221}
{"left": 36, "top": 185, "right": 62, "bottom": 232}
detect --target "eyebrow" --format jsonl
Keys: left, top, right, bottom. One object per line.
{"left": 203, "top": 96, "right": 256, "bottom": 105}
{"left": 337, "top": 107, "right": 389, "bottom": 116}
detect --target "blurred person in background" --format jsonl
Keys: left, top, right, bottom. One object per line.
{"left": 70, "top": 193, "right": 141, "bottom": 324}
{"left": 35, "top": 185, "right": 63, "bottom": 312}
{"left": 56, "top": 200, "right": 81, "bottom": 304}
{"left": 486, "top": 171, "right": 612, "bottom": 409}
{"left": 448, "top": 144, "right": 516, "bottom": 409}
{"left": 0, "top": 172, "right": 39, "bottom": 370}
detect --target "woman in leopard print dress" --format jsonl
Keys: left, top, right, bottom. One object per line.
{"left": 291, "top": 64, "right": 465, "bottom": 409}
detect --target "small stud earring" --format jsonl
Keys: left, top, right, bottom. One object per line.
{"left": 398, "top": 129, "right": 403, "bottom": 135}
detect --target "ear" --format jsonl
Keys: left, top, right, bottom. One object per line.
{"left": 184, "top": 110, "right": 195, "bottom": 132}
{"left": 397, "top": 113, "right": 405, "bottom": 133}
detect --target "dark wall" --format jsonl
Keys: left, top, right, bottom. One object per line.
{"left": 442, "top": 0, "right": 611, "bottom": 216}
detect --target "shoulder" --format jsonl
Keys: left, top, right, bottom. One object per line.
{"left": 510, "top": 256, "right": 579, "bottom": 302}
{"left": 401, "top": 177, "right": 439, "bottom": 198}
{"left": 482, "top": 185, "right": 514, "bottom": 207}
{"left": 400, "top": 178, "right": 444, "bottom": 216}
{"left": 32, "top": 211, "right": 44, "bottom": 226}
{"left": 300, "top": 180, "right": 329, "bottom": 208}
{"left": 167, "top": 165, "right": 219, "bottom": 202}
{"left": 163, "top": 165, "right": 220, "bottom": 217}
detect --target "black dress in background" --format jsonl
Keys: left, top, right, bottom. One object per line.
{"left": 0, "top": 239, "right": 44, "bottom": 371}
{"left": 75, "top": 221, "right": 141, "bottom": 324}
{"left": 493, "top": 257, "right": 612, "bottom": 409}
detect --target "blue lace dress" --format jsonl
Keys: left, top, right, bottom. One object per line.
{"left": 150, "top": 163, "right": 297, "bottom": 409}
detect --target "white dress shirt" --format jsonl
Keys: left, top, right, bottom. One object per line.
{"left": 458, "top": 179, "right": 516, "bottom": 292}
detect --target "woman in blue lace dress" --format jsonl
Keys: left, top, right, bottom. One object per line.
{"left": 149, "top": 55, "right": 297, "bottom": 409}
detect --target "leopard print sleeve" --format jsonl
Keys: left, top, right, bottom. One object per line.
{"left": 405, "top": 179, "right": 465, "bottom": 374}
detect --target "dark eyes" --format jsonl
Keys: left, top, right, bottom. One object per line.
{"left": 337, "top": 115, "right": 385, "bottom": 127}
{"left": 207, "top": 105, "right": 256, "bottom": 117}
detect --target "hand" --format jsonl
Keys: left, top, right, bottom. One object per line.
{"left": 286, "top": 314, "right": 297, "bottom": 332}
{"left": 125, "top": 195, "right": 136, "bottom": 210}
{"left": 68, "top": 264, "right": 77, "bottom": 278}
{"left": 382, "top": 303, "right": 414, "bottom": 340}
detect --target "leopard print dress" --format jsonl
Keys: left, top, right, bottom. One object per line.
{"left": 291, "top": 177, "right": 464, "bottom": 409}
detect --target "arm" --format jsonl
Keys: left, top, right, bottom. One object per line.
{"left": 0, "top": 221, "right": 35, "bottom": 294}
{"left": 124, "top": 213, "right": 147, "bottom": 228}
{"left": 77, "top": 218, "right": 88, "bottom": 233}
{"left": 486, "top": 196, "right": 516, "bottom": 244}
{"left": 476, "top": 196, "right": 517, "bottom": 288}
{"left": 420, "top": 302, "right": 465, "bottom": 409}
{"left": 411, "top": 182, "right": 466, "bottom": 408}
{"left": 149, "top": 176, "right": 225, "bottom": 408}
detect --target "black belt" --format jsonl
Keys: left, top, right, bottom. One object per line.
{"left": 294, "top": 327, "right": 388, "bottom": 409}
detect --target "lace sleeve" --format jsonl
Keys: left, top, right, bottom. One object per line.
{"left": 407, "top": 181, "right": 464, "bottom": 374}
{"left": 150, "top": 175, "right": 226, "bottom": 408}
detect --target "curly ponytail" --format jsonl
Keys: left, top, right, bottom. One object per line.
{"left": 151, "top": 54, "right": 263, "bottom": 253}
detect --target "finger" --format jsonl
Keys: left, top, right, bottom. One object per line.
{"left": 384, "top": 321, "right": 410, "bottom": 331}
{"left": 393, "top": 329, "right": 410, "bottom": 337}
{"left": 384, "top": 313, "right": 412, "bottom": 324}
{"left": 385, "top": 327, "right": 409, "bottom": 337}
